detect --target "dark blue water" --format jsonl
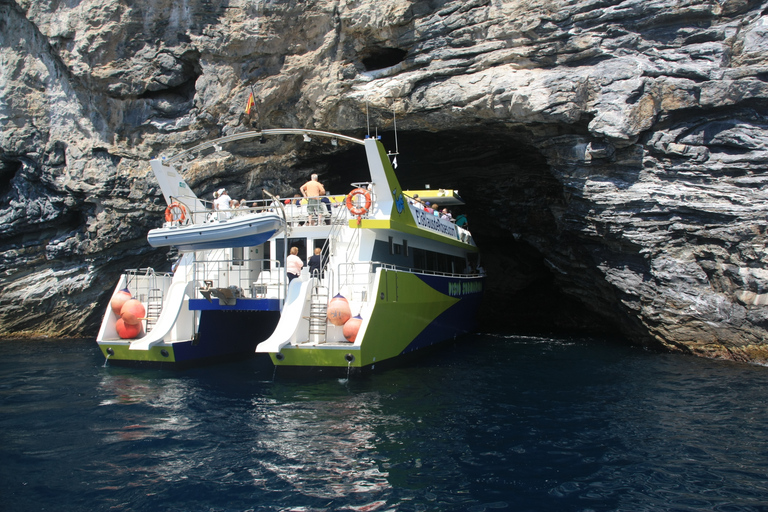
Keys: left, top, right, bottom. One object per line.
{"left": 2, "top": 335, "right": 768, "bottom": 512}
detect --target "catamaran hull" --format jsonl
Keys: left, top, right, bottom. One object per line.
{"left": 98, "top": 310, "right": 280, "bottom": 367}
{"left": 262, "top": 270, "right": 485, "bottom": 370}
{"left": 147, "top": 214, "right": 283, "bottom": 252}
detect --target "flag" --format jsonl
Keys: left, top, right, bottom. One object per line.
{"left": 245, "top": 92, "right": 255, "bottom": 115}
{"left": 393, "top": 157, "right": 398, "bottom": 168}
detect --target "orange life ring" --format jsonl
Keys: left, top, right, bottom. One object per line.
{"left": 346, "top": 188, "right": 372, "bottom": 216}
{"left": 165, "top": 202, "right": 187, "bottom": 223}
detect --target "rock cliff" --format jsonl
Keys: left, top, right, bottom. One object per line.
{"left": 2, "top": 0, "right": 768, "bottom": 362}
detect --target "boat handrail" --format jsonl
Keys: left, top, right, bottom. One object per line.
{"left": 338, "top": 261, "right": 480, "bottom": 281}
{"left": 334, "top": 260, "right": 480, "bottom": 306}
{"left": 376, "top": 262, "right": 481, "bottom": 278}
{"left": 117, "top": 269, "right": 175, "bottom": 306}
{"left": 157, "top": 195, "right": 363, "bottom": 228}
{"left": 159, "top": 197, "right": 284, "bottom": 227}
{"left": 191, "top": 258, "right": 286, "bottom": 301}
{"left": 122, "top": 268, "right": 174, "bottom": 279}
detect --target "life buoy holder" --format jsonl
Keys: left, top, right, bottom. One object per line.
{"left": 346, "top": 188, "right": 372, "bottom": 217}
{"left": 165, "top": 202, "right": 187, "bottom": 223}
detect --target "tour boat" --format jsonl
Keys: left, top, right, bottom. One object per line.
{"left": 96, "top": 129, "right": 484, "bottom": 370}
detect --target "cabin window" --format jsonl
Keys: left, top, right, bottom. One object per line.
{"left": 313, "top": 238, "right": 327, "bottom": 252}
{"left": 232, "top": 246, "right": 244, "bottom": 266}
{"left": 276, "top": 238, "right": 307, "bottom": 267}
{"left": 389, "top": 236, "right": 394, "bottom": 255}
{"left": 403, "top": 240, "right": 408, "bottom": 257}
{"left": 413, "top": 248, "right": 427, "bottom": 270}
{"left": 264, "top": 241, "right": 272, "bottom": 269}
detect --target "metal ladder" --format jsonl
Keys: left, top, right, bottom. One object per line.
{"left": 146, "top": 289, "right": 164, "bottom": 330}
{"left": 308, "top": 279, "right": 328, "bottom": 344}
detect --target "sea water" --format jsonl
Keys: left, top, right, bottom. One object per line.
{"left": 1, "top": 335, "right": 767, "bottom": 512}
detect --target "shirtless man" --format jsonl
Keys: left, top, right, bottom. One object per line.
{"left": 300, "top": 174, "right": 325, "bottom": 226}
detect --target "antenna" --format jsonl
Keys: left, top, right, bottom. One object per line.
{"left": 393, "top": 103, "right": 399, "bottom": 155}
{"left": 388, "top": 102, "right": 399, "bottom": 157}
{"left": 366, "top": 101, "right": 370, "bottom": 137}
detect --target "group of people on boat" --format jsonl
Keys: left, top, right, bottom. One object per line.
{"left": 409, "top": 194, "right": 468, "bottom": 228}
{"left": 210, "top": 188, "right": 251, "bottom": 219}
{"left": 286, "top": 246, "right": 325, "bottom": 283}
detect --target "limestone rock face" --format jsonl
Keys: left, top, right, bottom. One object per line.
{"left": 2, "top": 0, "right": 768, "bottom": 362}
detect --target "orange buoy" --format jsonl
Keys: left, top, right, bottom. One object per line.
{"left": 345, "top": 188, "right": 372, "bottom": 217}
{"left": 116, "top": 318, "right": 143, "bottom": 339}
{"left": 327, "top": 294, "right": 351, "bottom": 326}
{"left": 110, "top": 288, "right": 132, "bottom": 315}
{"left": 120, "top": 299, "right": 146, "bottom": 326}
{"left": 165, "top": 202, "right": 187, "bottom": 223}
{"left": 343, "top": 315, "right": 363, "bottom": 343}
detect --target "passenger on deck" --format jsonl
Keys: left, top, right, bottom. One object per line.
{"left": 424, "top": 201, "right": 433, "bottom": 214}
{"left": 308, "top": 247, "right": 323, "bottom": 278}
{"left": 286, "top": 246, "right": 303, "bottom": 283}
{"left": 320, "top": 192, "right": 332, "bottom": 224}
{"left": 284, "top": 194, "right": 302, "bottom": 205}
{"left": 214, "top": 188, "right": 232, "bottom": 219}
{"left": 441, "top": 208, "right": 452, "bottom": 221}
{"left": 431, "top": 203, "right": 440, "bottom": 216}
{"left": 300, "top": 174, "right": 326, "bottom": 226}
{"left": 410, "top": 194, "right": 424, "bottom": 209}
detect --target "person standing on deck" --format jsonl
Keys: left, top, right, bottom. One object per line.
{"left": 300, "top": 174, "right": 325, "bottom": 226}
{"left": 308, "top": 247, "right": 323, "bottom": 278}
{"left": 286, "top": 246, "right": 303, "bottom": 283}
{"left": 214, "top": 188, "right": 232, "bottom": 219}
{"left": 320, "top": 191, "right": 332, "bottom": 224}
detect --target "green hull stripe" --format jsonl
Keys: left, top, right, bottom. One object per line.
{"left": 98, "top": 343, "right": 176, "bottom": 363}
{"left": 269, "top": 347, "right": 359, "bottom": 367}
{"left": 274, "top": 270, "right": 458, "bottom": 368}
{"left": 358, "top": 271, "right": 458, "bottom": 365}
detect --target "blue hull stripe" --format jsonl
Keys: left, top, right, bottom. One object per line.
{"left": 402, "top": 273, "right": 484, "bottom": 354}
{"left": 189, "top": 298, "right": 281, "bottom": 311}
{"left": 172, "top": 310, "right": 280, "bottom": 362}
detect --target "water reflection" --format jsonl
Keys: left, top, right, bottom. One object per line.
{"left": 5, "top": 337, "right": 768, "bottom": 511}
{"left": 95, "top": 370, "right": 395, "bottom": 508}
{"left": 252, "top": 385, "right": 392, "bottom": 502}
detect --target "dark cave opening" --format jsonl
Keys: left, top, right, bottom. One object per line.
{"left": 361, "top": 47, "right": 408, "bottom": 71}
{"left": 138, "top": 74, "right": 199, "bottom": 103}
{"left": 0, "top": 158, "right": 21, "bottom": 198}
{"left": 298, "top": 129, "right": 622, "bottom": 337}
{"left": 137, "top": 52, "right": 202, "bottom": 104}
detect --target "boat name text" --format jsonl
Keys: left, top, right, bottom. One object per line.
{"left": 448, "top": 281, "right": 483, "bottom": 296}
{"left": 414, "top": 209, "right": 456, "bottom": 237}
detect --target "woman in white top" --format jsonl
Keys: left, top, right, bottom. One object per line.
{"left": 286, "top": 246, "right": 303, "bottom": 283}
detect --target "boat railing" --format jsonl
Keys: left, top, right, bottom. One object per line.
{"left": 283, "top": 196, "right": 367, "bottom": 227}
{"left": 335, "top": 262, "right": 377, "bottom": 304}
{"left": 191, "top": 258, "right": 286, "bottom": 301}
{"left": 165, "top": 195, "right": 362, "bottom": 229}
{"left": 333, "top": 260, "right": 479, "bottom": 305}
{"left": 120, "top": 268, "right": 174, "bottom": 304}
{"left": 161, "top": 197, "right": 284, "bottom": 228}
{"left": 376, "top": 262, "right": 480, "bottom": 278}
